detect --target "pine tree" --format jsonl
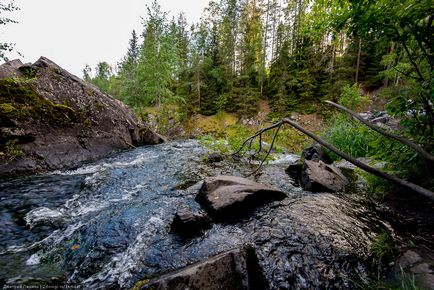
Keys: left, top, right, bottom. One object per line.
{"left": 117, "top": 30, "right": 141, "bottom": 103}
{"left": 135, "top": 0, "right": 180, "bottom": 109}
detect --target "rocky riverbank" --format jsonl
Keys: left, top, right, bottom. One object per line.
{"left": 0, "top": 57, "right": 163, "bottom": 177}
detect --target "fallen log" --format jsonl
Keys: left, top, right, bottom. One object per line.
{"left": 233, "top": 118, "right": 434, "bottom": 201}
{"left": 325, "top": 100, "right": 434, "bottom": 163}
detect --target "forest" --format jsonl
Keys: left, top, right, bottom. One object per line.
{"left": 84, "top": 0, "right": 433, "bottom": 194}
{"left": 1, "top": 0, "right": 433, "bottom": 288}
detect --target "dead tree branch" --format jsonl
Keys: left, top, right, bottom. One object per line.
{"left": 234, "top": 118, "right": 434, "bottom": 201}
{"left": 325, "top": 100, "right": 434, "bottom": 163}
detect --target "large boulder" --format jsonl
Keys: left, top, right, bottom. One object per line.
{"left": 0, "top": 57, "right": 163, "bottom": 176}
{"left": 301, "top": 160, "right": 348, "bottom": 192}
{"left": 195, "top": 176, "right": 287, "bottom": 220}
{"left": 138, "top": 246, "right": 268, "bottom": 290}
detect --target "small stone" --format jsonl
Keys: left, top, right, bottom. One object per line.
{"left": 414, "top": 273, "right": 434, "bottom": 290}
{"left": 302, "top": 144, "right": 333, "bottom": 164}
{"left": 411, "top": 263, "right": 433, "bottom": 274}
{"left": 399, "top": 250, "right": 422, "bottom": 268}
{"left": 207, "top": 153, "right": 224, "bottom": 163}
{"left": 285, "top": 160, "right": 303, "bottom": 185}
{"left": 170, "top": 207, "right": 212, "bottom": 237}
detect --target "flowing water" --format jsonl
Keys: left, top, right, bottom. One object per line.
{"left": 0, "top": 140, "right": 390, "bottom": 289}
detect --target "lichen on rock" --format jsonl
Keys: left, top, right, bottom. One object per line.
{"left": 0, "top": 57, "right": 163, "bottom": 177}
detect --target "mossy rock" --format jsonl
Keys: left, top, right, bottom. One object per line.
{"left": 0, "top": 78, "right": 78, "bottom": 126}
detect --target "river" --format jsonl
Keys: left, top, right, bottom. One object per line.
{"left": 0, "top": 140, "right": 389, "bottom": 289}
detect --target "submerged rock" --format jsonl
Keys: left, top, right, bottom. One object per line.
{"left": 138, "top": 246, "right": 268, "bottom": 290}
{"left": 0, "top": 57, "right": 163, "bottom": 176}
{"left": 170, "top": 207, "right": 212, "bottom": 237}
{"left": 195, "top": 175, "right": 287, "bottom": 220}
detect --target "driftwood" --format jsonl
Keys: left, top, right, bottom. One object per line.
{"left": 233, "top": 118, "right": 434, "bottom": 201}
{"left": 325, "top": 100, "right": 434, "bottom": 163}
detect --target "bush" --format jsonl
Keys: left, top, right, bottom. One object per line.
{"left": 338, "top": 84, "right": 370, "bottom": 111}
{"left": 323, "top": 114, "right": 381, "bottom": 160}
{"left": 323, "top": 111, "right": 433, "bottom": 196}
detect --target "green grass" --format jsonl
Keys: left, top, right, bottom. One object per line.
{"left": 371, "top": 232, "right": 395, "bottom": 262}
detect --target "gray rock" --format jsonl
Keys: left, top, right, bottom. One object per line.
{"left": 171, "top": 207, "right": 212, "bottom": 237}
{"left": 285, "top": 159, "right": 303, "bottom": 185}
{"left": 302, "top": 143, "right": 333, "bottom": 164}
{"left": 195, "top": 176, "right": 287, "bottom": 219}
{"left": 0, "top": 57, "right": 163, "bottom": 177}
{"left": 0, "top": 59, "right": 24, "bottom": 79}
{"left": 396, "top": 250, "right": 434, "bottom": 290}
{"left": 139, "top": 246, "right": 268, "bottom": 290}
{"left": 301, "top": 160, "right": 348, "bottom": 192}
{"left": 400, "top": 250, "right": 422, "bottom": 266}
{"left": 207, "top": 152, "right": 224, "bottom": 163}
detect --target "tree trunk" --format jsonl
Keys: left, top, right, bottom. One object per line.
{"left": 355, "top": 38, "right": 362, "bottom": 83}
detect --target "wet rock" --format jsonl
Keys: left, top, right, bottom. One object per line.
{"left": 196, "top": 176, "right": 287, "bottom": 220}
{"left": 285, "top": 159, "right": 303, "bottom": 186}
{"left": 139, "top": 246, "right": 268, "bottom": 290}
{"left": 301, "top": 160, "right": 348, "bottom": 192}
{"left": 0, "top": 57, "right": 163, "bottom": 177}
{"left": 302, "top": 143, "right": 333, "bottom": 164}
{"left": 396, "top": 249, "right": 434, "bottom": 290}
{"left": 206, "top": 152, "right": 224, "bottom": 163}
{"left": 171, "top": 207, "right": 212, "bottom": 237}
{"left": 398, "top": 250, "right": 422, "bottom": 267}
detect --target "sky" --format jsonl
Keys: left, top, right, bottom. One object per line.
{"left": 1, "top": 0, "right": 210, "bottom": 77}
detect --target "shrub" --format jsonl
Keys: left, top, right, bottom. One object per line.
{"left": 323, "top": 114, "right": 381, "bottom": 160}
{"left": 338, "top": 84, "right": 370, "bottom": 111}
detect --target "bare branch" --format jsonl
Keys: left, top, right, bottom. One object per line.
{"left": 234, "top": 118, "right": 434, "bottom": 201}
{"left": 325, "top": 100, "right": 434, "bottom": 163}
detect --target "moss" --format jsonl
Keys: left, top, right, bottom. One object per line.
{"left": 19, "top": 66, "right": 37, "bottom": 78}
{"left": 0, "top": 103, "right": 16, "bottom": 114}
{"left": 131, "top": 278, "right": 153, "bottom": 290}
{"left": 95, "top": 101, "right": 106, "bottom": 111}
{"left": 83, "top": 118, "right": 92, "bottom": 127}
{"left": 186, "top": 112, "right": 238, "bottom": 137}
{"left": 3, "top": 139, "right": 24, "bottom": 161}
{"left": 0, "top": 77, "right": 78, "bottom": 126}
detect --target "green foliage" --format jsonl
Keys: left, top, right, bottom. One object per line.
{"left": 3, "top": 139, "right": 23, "bottom": 161}
{"left": 360, "top": 269, "right": 420, "bottom": 290}
{"left": 198, "top": 124, "right": 255, "bottom": 154}
{"left": 0, "top": 0, "right": 19, "bottom": 61}
{"left": 85, "top": 62, "right": 113, "bottom": 94}
{"left": 135, "top": 3, "right": 180, "bottom": 108}
{"left": 338, "top": 84, "right": 369, "bottom": 111}
{"left": 371, "top": 231, "right": 395, "bottom": 262}
{"left": 0, "top": 78, "right": 78, "bottom": 125}
{"left": 357, "top": 169, "right": 392, "bottom": 199}
{"left": 0, "top": 103, "right": 15, "bottom": 114}
{"left": 323, "top": 115, "right": 380, "bottom": 159}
